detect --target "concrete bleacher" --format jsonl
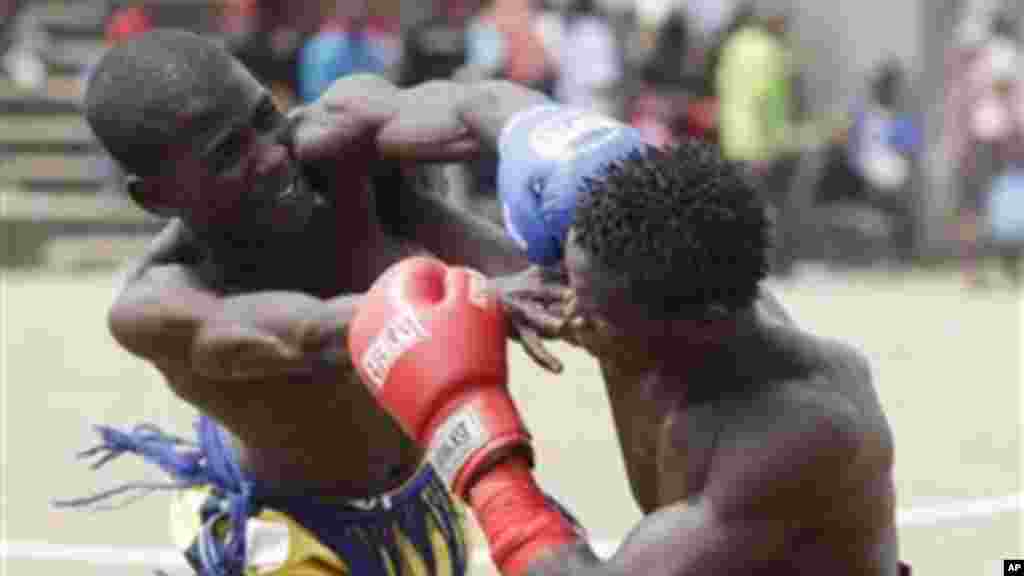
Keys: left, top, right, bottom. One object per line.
{"left": 1, "top": 0, "right": 220, "bottom": 269}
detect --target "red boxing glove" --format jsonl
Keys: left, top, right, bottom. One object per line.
{"left": 348, "top": 257, "right": 581, "bottom": 575}
{"left": 348, "top": 256, "right": 521, "bottom": 494}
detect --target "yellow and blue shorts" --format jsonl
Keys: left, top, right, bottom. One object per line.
{"left": 169, "top": 462, "right": 469, "bottom": 576}
{"left": 58, "top": 416, "right": 469, "bottom": 576}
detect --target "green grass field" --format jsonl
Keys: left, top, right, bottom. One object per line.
{"left": 1, "top": 266, "right": 1021, "bottom": 575}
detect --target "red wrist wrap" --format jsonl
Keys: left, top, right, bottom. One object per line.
{"left": 468, "top": 457, "right": 582, "bottom": 576}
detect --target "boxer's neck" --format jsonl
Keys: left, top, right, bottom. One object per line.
{"left": 628, "top": 311, "right": 765, "bottom": 406}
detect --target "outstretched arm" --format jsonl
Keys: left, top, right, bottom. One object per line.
{"left": 522, "top": 500, "right": 786, "bottom": 576}
{"left": 376, "top": 160, "right": 529, "bottom": 276}
{"left": 274, "top": 77, "right": 570, "bottom": 368}
{"left": 290, "top": 76, "right": 538, "bottom": 275}
{"left": 520, "top": 399, "right": 872, "bottom": 576}
{"left": 375, "top": 79, "right": 552, "bottom": 159}
{"left": 372, "top": 79, "right": 562, "bottom": 277}
{"left": 456, "top": 80, "right": 553, "bottom": 151}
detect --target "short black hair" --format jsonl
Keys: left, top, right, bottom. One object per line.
{"left": 573, "top": 138, "right": 770, "bottom": 320}
{"left": 84, "top": 29, "right": 251, "bottom": 178}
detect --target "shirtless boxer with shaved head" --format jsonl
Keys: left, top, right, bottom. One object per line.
{"left": 60, "top": 29, "right": 566, "bottom": 576}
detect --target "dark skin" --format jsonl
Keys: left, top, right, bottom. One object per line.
{"left": 115, "top": 69, "right": 901, "bottom": 574}
{"left": 109, "top": 67, "right": 566, "bottom": 498}
{"left": 511, "top": 231, "right": 900, "bottom": 575}
{"left": 379, "top": 81, "right": 900, "bottom": 573}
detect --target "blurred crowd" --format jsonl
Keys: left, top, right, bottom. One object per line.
{"left": 946, "top": 5, "right": 1024, "bottom": 288}
{"left": 2, "top": 0, "right": 1022, "bottom": 285}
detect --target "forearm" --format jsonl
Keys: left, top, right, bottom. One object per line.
{"left": 378, "top": 80, "right": 553, "bottom": 273}
{"left": 376, "top": 160, "right": 531, "bottom": 276}
{"left": 524, "top": 542, "right": 606, "bottom": 576}
{"left": 457, "top": 80, "right": 553, "bottom": 150}
{"left": 405, "top": 173, "right": 529, "bottom": 274}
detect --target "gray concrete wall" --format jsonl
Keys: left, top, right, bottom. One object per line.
{"left": 786, "top": 0, "right": 923, "bottom": 118}
{"left": 395, "top": 0, "right": 990, "bottom": 256}
{"left": 399, "top": 0, "right": 436, "bottom": 33}
{"left": 918, "top": 0, "right": 962, "bottom": 256}
{"left": 783, "top": 0, "right": 962, "bottom": 256}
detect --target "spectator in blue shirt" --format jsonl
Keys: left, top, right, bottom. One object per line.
{"left": 298, "top": 1, "right": 400, "bottom": 103}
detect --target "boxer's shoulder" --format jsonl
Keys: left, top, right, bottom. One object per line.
{"left": 755, "top": 304, "right": 873, "bottom": 393}
{"left": 778, "top": 343, "right": 888, "bottom": 473}
{"left": 802, "top": 332, "right": 874, "bottom": 393}
{"left": 704, "top": 330, "right": 878, "bottom": 456}
{"left": 718, "top": 376, "right": 884, "bottom": 503}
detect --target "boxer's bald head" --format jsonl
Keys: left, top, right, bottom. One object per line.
{"left": 84, "top": 29, "right": 305, "bottom": 234}
{"left": 565, "top": 138, "right": 769, "bottom": 353}
{"left": 85, "top": 29, "right": 262, "bottom": 178}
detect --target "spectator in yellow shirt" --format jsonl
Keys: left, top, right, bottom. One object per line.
{"left": 715, "top": 8, "right": 792, "bottom": 177}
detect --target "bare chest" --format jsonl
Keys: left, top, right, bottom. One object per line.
{"left": 604, "top": 368, "right": 722, "bottom": 513}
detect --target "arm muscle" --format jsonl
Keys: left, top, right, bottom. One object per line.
{"left": 109, "top": 263, "right": 361, "bottom": 403}
{"left": 526, "top": 398, "right": 867, "bottom": 576}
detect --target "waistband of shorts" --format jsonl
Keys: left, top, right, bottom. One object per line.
{"left": 205, "top": 418, "right": 442, "bottom": 521}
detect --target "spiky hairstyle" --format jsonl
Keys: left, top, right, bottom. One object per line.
{"left": 573, "top": 138, "right": 770, "bottom": 320}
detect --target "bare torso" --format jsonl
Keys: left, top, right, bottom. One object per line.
{"left": 179, "top": 172, "right": 429, "bottom": 500}
{"left": 599, "top": 291, "right": 900, "bottom": 574}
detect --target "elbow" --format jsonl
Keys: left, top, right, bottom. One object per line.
{"left": 106, "top": 285, "right": 202, "bottom": 366}
{"left": 106, "top": 300, "right": 132, "bottom": 350}
{"left": 106, "top": 296, "right": 157, "bottom": 360}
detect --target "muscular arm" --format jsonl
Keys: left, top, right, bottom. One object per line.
{"left": 371, "top": 79, "right": 553, "bottom": 276}
{"left": 455, "top": 80, "right": 553, "bottom": 151}
{"left": 375, "top": 79, "right": 551, "bottom": 159}
{"left": 109, "top": 240, "right": 360, "bottom": 408}
{"left": 523, "top": 397, "right": 873, "bottom": 576}
{"left": 289, "top": 76, "right": 539, "bottom": 276}
{"left": 377, "top": 160, "right": 531, "bottom": 275}
{"left": 524, "top": 501, "right": 784, "bottom": 576}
